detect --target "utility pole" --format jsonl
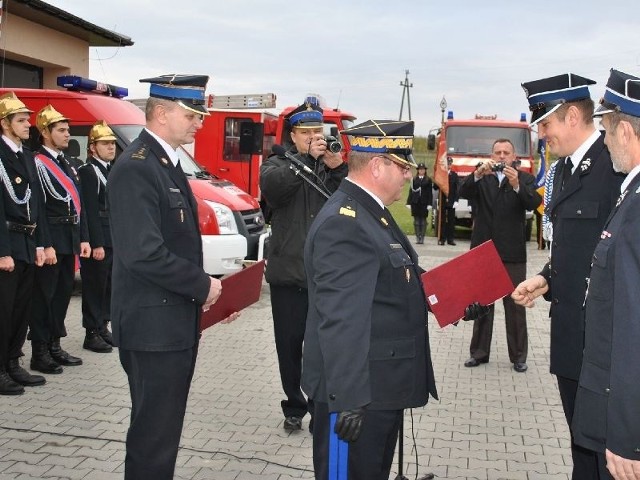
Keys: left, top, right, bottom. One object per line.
{"left": 398, "top": 70, "right": 413, "bottom": 120}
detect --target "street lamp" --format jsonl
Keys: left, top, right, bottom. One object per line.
{"left": 440, "top": 96, "right": 447, "bottom": 124}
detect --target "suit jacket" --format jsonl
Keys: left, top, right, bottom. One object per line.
{"left": 302, "top": 180, "right": 438, "bottom": 412}
{"left": 459, "top": 170, "right": 541, "bottom": 263}
{"left": 573, "top": 172, "right": 640, "bottom": 459}
{"left": 0, "top": 140, "right": 50, "bottom": 262}
{"left": 35, "top": 147, "right": 87, "bottom": 255}
{"left": 107, "top": 129, "right": 211, "bottom": 351}
{"left": 407, "top": 175, "right": 433, "bottom": 217}
{"left": 79, "top": 158, "right": 111, "bottom": 248}
{"left": 444, "top": 170, "right": 459, "bottom": 207}
{"left": 541, "top": 134, "right": 624, "bottom": 380}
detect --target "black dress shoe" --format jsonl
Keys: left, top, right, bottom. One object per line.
{"left": 7, "top": 359, "right": 45, "bottom": 386}
{"left": 447, "top": 241, "right": 457, "bottom": 245}
{"left": 464, "top": 357, "right": 489, "bottom": 367}
{"left": 31, "top": 342, "right": 63, "bottom": 374}
{"left": 83, "top": 331, "right": 113, "bottom": 353}
{"left": 513, "top": 362, "right": 528, "bottom": 373}
{"left": 283, "top": 416, "right": 302, "bottom": 431}
{"left": 0, "top": 368, "right": 24, "bottom": 395}
{"left": 99, "top": 323, "right": 113, "bottom": 346}
{"left": 438, "top": 240, "right": 445, "bottom": 245}
{"left": 49, "top": 339, "right": 83, "bottom": 366}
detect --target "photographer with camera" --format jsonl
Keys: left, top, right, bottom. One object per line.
{"left": 459, "top": 139, "right": 541, "bottom": 373}
{"left": 260, "top": 97, "right": 347, "bottom": 433}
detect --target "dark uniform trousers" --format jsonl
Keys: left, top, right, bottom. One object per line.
{"left": 0, "top": 261, "right": 35, "bottom": 365}
{"left": 312, "top": 401, "right": 402, "bottom": 480}
{"left": 30, "top": 253, "right": 75, "bottom": 342}
{"left": 80, "top": 247, "right": 112, "bottom": 330}
{"left": 470, "top": 261, "right": 527, "bottom": 363}
{"left": 270, "top": 284, "right": 313, "bottom": 418}
{"left": 119, "top": 346, "right": 198, "bottom": 480}
{"left": 443, "top": 205, "right": 456, "bottom": 243}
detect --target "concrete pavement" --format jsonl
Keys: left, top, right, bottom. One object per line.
{"left": 0, "top": 238, "right": 572, "bottom": 479}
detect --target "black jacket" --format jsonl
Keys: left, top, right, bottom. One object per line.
{"left": 407, "top": 175, "right": 433, "bottom": 217}
{"left": 459, "top": 170, "right": 542, "bottom": 263}
{"left": 260, "top": 146, "right": 347, "bottom": 288}
{"left": 79, "top": 158, "right": 111, "bottom": 249}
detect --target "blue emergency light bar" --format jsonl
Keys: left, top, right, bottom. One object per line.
{"left": 447, "top": 111, "right": 454, "bottom": 120}
{"left": 520, "top": 113, "right": 527, "bottom": 122}
{"left": 56, "top": 75, "right": 128, "bottom": 99}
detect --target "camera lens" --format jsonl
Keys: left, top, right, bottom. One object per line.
{"left": 325, "top": 136, "right": 342, "bottom": 154}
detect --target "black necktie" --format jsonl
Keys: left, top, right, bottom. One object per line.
{"left": 16, "top": 150, "right": 25, "bottom": 162}
{"left": 106, "top": 163, "right": 111, "bottom": 173}
{"left": 561, "top": 156, "right": 572, "bottom": 189}
{"left": 57, "top": 153, "right": 66, "bottom": 168}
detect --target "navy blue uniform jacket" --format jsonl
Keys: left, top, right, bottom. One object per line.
{"left": 107, "top": 129, "right": 210, "bottom": 351}
{"left": 302, "top": 180, "right": 438, "bottom": 412}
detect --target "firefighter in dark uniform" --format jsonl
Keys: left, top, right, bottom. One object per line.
{"left": 0, "top": 93, "right": 50, "bottom": 394}
{"left": 439, "top": 156, "right": 458, "bottom": 245}
{"left": 571, "top": 68, "right": 640, "bottom": 480}
{"left": 30, "top": 105, "right": 91, "bottom": 374}
{"left": 303, "top": 120, "right": 438, "bottom": 479}
{"left": 108, "top": 74, "right": 236, "bottom": 480}
{"left": 78, "top": 121, "right": 117, "bottom": 353}
{"left": 512, "top": 73, "right": 624, "bottom": 479}
{"left": 260, "top": 97, "right": 347, "bottom": 432}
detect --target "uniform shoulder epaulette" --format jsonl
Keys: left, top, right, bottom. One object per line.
{"left": 338, "top": 203, "right": 356, "bottom": 218}
{"left": 130, "top": 145, "right": 149, "bottom": 160}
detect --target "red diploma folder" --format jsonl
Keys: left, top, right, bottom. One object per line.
{"left": 199, "top": 260, "right": 265, "bottom": 331}
{"left": 421, "top": 240, "right": 513, "bottom": 328}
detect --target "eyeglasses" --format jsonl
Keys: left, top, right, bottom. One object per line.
{"left": 379, "top": 155, "right": 412, "bottom": 172}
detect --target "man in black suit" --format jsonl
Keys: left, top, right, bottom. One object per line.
{"left": 0, "top": 93, "right": 49, "bottom": 394}
{"left": 108, "top": 74, "right": 236, "bottom": 480}
{"left": 460, "top": 139, "right": 541, "bottom": 372}
{"left": 571, "top": 68, "right": 640, "bottom": 480}
{"left": 439, "top": 157, "right": 458, "bottom": 245}
{"left": 78, "top": 121, "right": 117, "bottom": 353}
{"left": 513, "top": 73, "right": 624, "bottom": 479}
{"left": 31, "top": 105, "right": 91, "bottom": 374}
{"left": 303, "top": 120, "right": 438, "bottom": 479}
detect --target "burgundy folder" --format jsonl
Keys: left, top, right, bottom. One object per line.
{"left": 199, "top": 260, "right": 265, "bottom": 331}
{"left": 421, "top": 240, "right": 514, "bottom": 328}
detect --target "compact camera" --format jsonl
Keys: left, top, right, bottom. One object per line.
{"left": 324, "top": 135, "right": 342, "bottom": 154}
{"left": 490, "top": 162, "right": 506, "bottom": 172}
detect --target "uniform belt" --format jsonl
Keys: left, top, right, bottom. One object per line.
{"left": 98, "top": 210, "right": 109, "bottom": 218}
{"left": 48, "top": 214, "right": 79, "bottom": 225}
{"left": 6, "top": 221, "right": 37, "bottom": 236}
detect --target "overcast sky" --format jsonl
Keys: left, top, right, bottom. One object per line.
{"left": 51, "top": 0, "right": 640, "bottom": 137}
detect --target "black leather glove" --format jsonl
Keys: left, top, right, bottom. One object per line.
{"left": 334, "top": 407, "right": 366, "bottom": 442}
{"left": 463, "top": 302, "right": 490, "bottom": 321}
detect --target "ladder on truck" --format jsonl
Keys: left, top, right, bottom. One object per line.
{"left": 207, "top": 93, "right": 276, "bottom": 109}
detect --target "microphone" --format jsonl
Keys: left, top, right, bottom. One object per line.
{"left": 272, "top": 144, "right": 313, "bottom": 175}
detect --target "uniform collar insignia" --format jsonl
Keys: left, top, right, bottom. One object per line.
{"left": 616, "top": 190, "right": 628, "bottom": 207}
{"left": 380, "top": 217, "right": 389, "bottom": 226}
{"left": 579, "top": 158, "right": 592, "bottom": 172}
{"left": 161, "top": 157, "right": 169, "bottom": 165}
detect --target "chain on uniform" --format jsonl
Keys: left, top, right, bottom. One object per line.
{"left": 0, "top": 159, "right": 32, "bottom": 220}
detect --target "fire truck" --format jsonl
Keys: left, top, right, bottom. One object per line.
{"left": 2, "top": 76, "right": 271, "bottom": 274}
{"left": 428, "top": 112, "right": 536, "bottom": 239}
{"left": 190, "top": 94, "right": 357, "bottom": 202}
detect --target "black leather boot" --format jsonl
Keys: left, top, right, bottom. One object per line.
{"left": 49, "top": 339, "right": 83, "bottom": 366}
{"left": 7, "top": 358, "right": 45, "bottom": 386}
{"left": 0, "top": 365, "right": 25, "bottom": 395}
{"left": 83, "top": 330, "right": 113, "bottom": 353}
{"left": 99, "top": 322, "right": 113, "bottom": 346}
{"left": 31, "top": 342, "right": 63, "bottom": 374}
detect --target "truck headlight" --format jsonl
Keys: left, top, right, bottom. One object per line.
{"left": 204, "top": 201, "right": 239, "bottom": 234}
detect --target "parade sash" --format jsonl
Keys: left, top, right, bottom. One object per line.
{"left": 35, "top": 153, "right": 81, "bottom": 216}
{"left": 328, "top": 413, "right": 349, "bottom": 480}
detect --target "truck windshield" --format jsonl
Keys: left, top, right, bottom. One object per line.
{"left": 113, "top": 125, "right": 206, "bottom": 176}
{"left": 445, "top": 126, "right": 531, "bottom": 157}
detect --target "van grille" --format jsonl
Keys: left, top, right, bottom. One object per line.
{"left": 241, "top": 209, "right": 266, "bottom": 235}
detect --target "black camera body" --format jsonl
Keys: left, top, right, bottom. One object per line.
{"left": 491, "top": 162, "right": 506, "bottom": 172}
{"left": 325, "top": 135, "right": 342, "bottom": 154}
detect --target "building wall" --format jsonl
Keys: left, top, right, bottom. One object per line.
{"left": 2, "top": 13, "right": 89, "bottom": 87}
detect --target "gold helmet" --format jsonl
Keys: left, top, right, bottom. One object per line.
{"left": 89, "top": 120, "right": 117, "bottom": 143}
{"left": 0, "top": 92, "right": 33, "bottom": 120}
{"left": 36, "top": 104, "right": 69, "bottom": 132}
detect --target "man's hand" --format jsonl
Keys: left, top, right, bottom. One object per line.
{"left": 202, "top": 277, "right": 222, "bottom": 312}
{"left": 504, "top": 165, "right": 520, "bottom": 189}
{"left": 335, "top": 407, "right": 366, "bottom": 442}
{"left": 307, "top": 134, "right": 328, "bottom": 160}
{"left": 463, "top": 302, "right": 490, "bottom": 321}
{"left": 44, "top": 246, "right": 57, "bottom": 265}
{"left": 35, "top": 248, "right": 45, "bottom": 267}
{"left": 475, "top": 160, "right": 495, "bottom": 178}
{"left": 322, "top": 149, "right": 344, "bottom": 169}
{"left": 80, "top": 242, "right": 91, "bottom": 258}
{"left": 606, "top": 448, "right": 640, "bottom": 480}
{"left": 0, "top": 255, "right": 15, "bottom": 272}
{"left": 512, "top": 275, "right": 549, "bottom": 307}
{"left": 92, "top": 246, "right": 105, "bottom": 261}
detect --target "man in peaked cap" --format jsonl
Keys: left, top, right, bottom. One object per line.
{"left": 0, "top": 92, "right": 50, "bottom": 395}
{"left": 512, "top": 73, "right": 624, "bottom": 479}
{"left": 571, "top": 68, "right": 640, "bottom": 480}
{"left": 260, "top": 96, "right": 347, "bottom": 433}
{"left": 107, "top": 74, "right": 237, "bottom": 479}
{"left": 302, "top": 119, "right": 438, "bottom": 478}
{"left": 78, "top": 121, "right": 117, "bottom": 354}
{"left": 31, "top": 104, "right": 90, "bottom": 375}
{"left": 406, "top": 162, "right": 433, "bottom": 244}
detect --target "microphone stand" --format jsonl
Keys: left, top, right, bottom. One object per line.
{"left": 395, "top": 412, "right": 435, "bottom": 480}
{"left": 288, "top": 164, "right": 330, "bottom": 199}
